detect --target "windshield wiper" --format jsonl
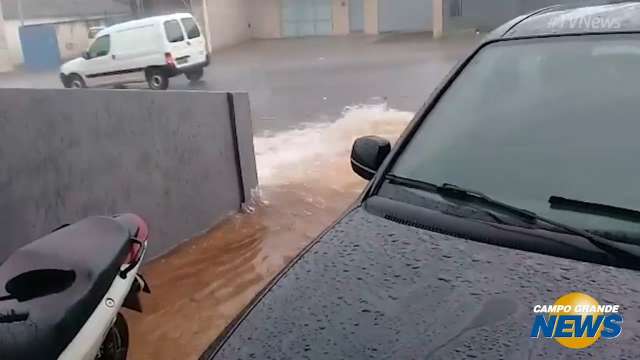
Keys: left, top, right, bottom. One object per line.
{"left": 387, "top": 174, "right": 538, "bottom": 222}
{"left": 386, "top": 174, "right": 640, "bottom": 261}
{"left": 550, "top": 196, "right": 640, "bottom": 223}
{"left": 438, "top": 183, "right": 538, "bottom": 221}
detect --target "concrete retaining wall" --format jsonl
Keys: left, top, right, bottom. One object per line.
{"left": 0, "top": 89, "right": 257, "bottom": 262}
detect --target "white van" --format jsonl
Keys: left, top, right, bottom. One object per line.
{"left": 60, "top": 13, "right": 209, "bottom": 90}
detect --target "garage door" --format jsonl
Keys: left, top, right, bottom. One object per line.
{"left": 378, "top": 0, "right": 433, "bottom": 33}
{"left": 19, "top": 24, "right": 61, "bottom": 71}
{"left": 349, "top": 0, "right": 364, "bottom": 32}
{"left": 281, "top": 0, "right": 333, "bottom": 37}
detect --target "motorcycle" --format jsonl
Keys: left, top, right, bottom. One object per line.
{"left": 0, "top": 214, "right": 151, "bottom": 360}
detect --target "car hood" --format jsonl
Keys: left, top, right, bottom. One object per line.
{"left": 211, "top": 206, "right": 640, "bottom": 359}
{"left": 60, "top": 57, "right": 84, "bottom": 74}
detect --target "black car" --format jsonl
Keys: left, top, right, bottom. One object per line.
{"left": 206, "top": 2, "right": 640, "bottom": 359}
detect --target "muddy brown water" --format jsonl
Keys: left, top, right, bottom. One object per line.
{"left": 127, "top": 105, "right": 413, "bottom": 359}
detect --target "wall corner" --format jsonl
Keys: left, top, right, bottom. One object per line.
{"left": 227, "top": 92, "right": 259, "bottom": 208}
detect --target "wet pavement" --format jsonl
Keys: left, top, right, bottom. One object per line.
{"left": 125, "top": 184, "right": 356, "bottom": 360}
{"left": 0, "top": 33, "right": 477, "bottom": 134}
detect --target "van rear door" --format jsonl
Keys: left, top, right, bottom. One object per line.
{"left": 179, "top": 16, "right": 207, "bottom": 64}
{"left": 163, "top": 19, "right": 191, "bottom": 68}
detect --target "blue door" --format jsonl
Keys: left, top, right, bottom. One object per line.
{"left": 349, "top": 0, "right": 364, "bottom": 32}
{"left": 19, "top": 24, "right": 61, "bottom": 71}
{"left": 282, "top": 0, "right": 333, "bottom": 37}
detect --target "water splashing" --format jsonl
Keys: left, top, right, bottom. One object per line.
{"left": 254, "top": 103, "right": 414, "bottom": 188}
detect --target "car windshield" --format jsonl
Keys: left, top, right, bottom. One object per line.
{"left": 390, "top": 34, "right": 640, "bottom": 236}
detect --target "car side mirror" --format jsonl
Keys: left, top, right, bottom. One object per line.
{"left": 350, "top": 136, "right": 391, "bottom": 180}
{"left": 82, "top": 51, "right": 90, "bottom": 59}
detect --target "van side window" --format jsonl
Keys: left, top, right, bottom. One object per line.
{"left": 88, "top": 35, "right": 110, "bottom": 58}
{"left": 164, "top": 20, "right": 184, "bottom": 43}
{"left": 181, "top": 18, "right": 201, "bottom": 39}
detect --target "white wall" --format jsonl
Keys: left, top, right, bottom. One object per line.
{"left": 249, "top": 0, "right": 281, "bottom": 39}
{"left": 0, "top": 8, "right": 6, "bottom": 49}
{"left": 4, "top": 20, "right": 21, "bottom": 64}
{"left": 0, "top": 3, "right": 12, "bottom": 72}
{"left": 363, "top": 0, "right": 378, "bottom": 34}
{"left": 205, "top": 0, "right": 252, "bottom": 50}
{"left": 433, "top": 0, "right": 444, "bottom": 38}
{"left": 332, "top": 0, "right": 349, "bottom": 35}
{"left": 56, "top": 20, "right": 102, "bottom": 60}
{"left": 0, "top": 45, "right": 9, "bottom": 72}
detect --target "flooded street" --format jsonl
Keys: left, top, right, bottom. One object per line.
{"left": 126, "top": 105, "right": 413, "bottom": 359}
{"left": 5, "top": 1, "right": 636, "bottom": 358}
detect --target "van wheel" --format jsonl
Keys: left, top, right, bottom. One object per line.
{"left": 67, "top": 74, "right": 86, "bottom": 89}
{"left": 185, "top": 68, "right": 204, "bottom": 82}
{"left": 146, "top": 69, "right": 169, "bottom": 90}
{"left": 96, "top": 313, "right": 129, "bottom": 360}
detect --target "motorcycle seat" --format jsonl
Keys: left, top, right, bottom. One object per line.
{"left": 0, "top": 216, "right": 132, "bottom": 360}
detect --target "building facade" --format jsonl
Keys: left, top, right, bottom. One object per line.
{"left": 0, "top": 0, "right": 581, "bottom": 71}
{"left": 0, "top": 0, "right": 131, "bottom": 71}
{"left": 191, "top": 0, "right": 580, "bottom": 52}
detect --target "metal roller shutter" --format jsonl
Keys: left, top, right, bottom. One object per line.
{"left": 281, "top": 0, "right": 333, "bottom": 37}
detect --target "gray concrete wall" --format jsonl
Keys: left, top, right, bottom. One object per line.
{"left": 0, "top": 89, "right": 257, "bottom": 262}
